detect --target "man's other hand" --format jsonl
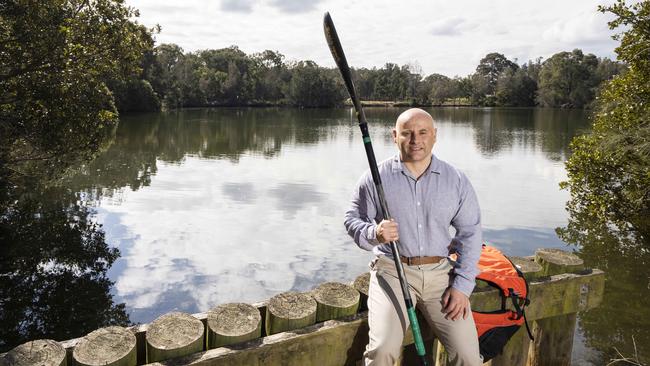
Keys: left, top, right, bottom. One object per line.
{"left": 376, "top": 219, "right": 399, "bottom": 243}
{"left": 441, "top": 287, "right": 470, "bottom": 321}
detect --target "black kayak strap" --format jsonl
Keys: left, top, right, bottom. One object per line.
{"left": 523, "top": 310, "right": 534, "bottom": 341}
{"left": 509, "top": 289, "right": 534, "bottom": 341}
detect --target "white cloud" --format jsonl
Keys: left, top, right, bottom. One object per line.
{"left": 221, "top": 0, "right": 257, "bottom": 13}
{"left": 543, "top": 11, "right": 613, "bottom": 44}
{"left": 429, "top": 17, "right": 475, "bottom": 36}
{"left": 128, "top": 0, "right": 619, "bottom": 77}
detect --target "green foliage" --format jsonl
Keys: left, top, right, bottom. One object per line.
{"left": 557, "top": 6, "right": 649, "bottom": 361}
{"left": 0, "top": 0, "right": 153, "bottom": 189}
{"left": 110, "top": 79, "right": 161, "bottom": 113}
{"left": 474, "top": 52, "right": 519, "bottom": 96}
{"left": 496, "top": 68, "right": 537, "bottom": 107}
{"left": 537, "top": 49, "right": 601, "bottom": 108}
{"left": 559, "top": 0, "right": 650, "bottom": 251}
{"left": 140, "top": 43, "right": 623, "bottom": 109}
{"left": 373, "top": 63, "right": 409, "bottom": 101}
{"left": 426, "top": 74, "right": 454, "bottom": 105}
{"left": 287, "top": 61, "right": 344, "bottom": 107}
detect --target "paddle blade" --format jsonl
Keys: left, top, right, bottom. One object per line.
{"left": 323, "top": 12, "right": 359, "bottom": 109}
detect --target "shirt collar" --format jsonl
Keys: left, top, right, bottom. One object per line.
{"left": 391, "top": 154, "right": 441, "bottom": 175}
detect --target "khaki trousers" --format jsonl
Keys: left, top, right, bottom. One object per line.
{"left": 364, "top": 255, "right": 482, "bottom": 366}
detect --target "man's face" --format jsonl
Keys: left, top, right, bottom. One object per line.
{"left": 392, "top": 115, "right": 437, "bottom": 163}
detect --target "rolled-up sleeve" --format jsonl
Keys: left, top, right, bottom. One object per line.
{"left": 450, "top": 173, "right": 482, "bottom": 297}
{"left": 344, "top": 172, "right": 380, "bottom": 251}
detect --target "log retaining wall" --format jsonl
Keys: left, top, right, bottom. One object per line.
{"left": 0, "top": 248, "right": 604, "bottom": 366}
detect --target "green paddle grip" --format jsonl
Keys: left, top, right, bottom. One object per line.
{"left": 407, "top": 307, "right": 426, "bottom": 356}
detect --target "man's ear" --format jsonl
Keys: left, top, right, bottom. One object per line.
{"left": 392, "top": 128, "right": 397, "bottom": 142}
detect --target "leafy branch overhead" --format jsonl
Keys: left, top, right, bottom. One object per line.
{"left": 0, "top": 0, "right": 154, "bottom": 187}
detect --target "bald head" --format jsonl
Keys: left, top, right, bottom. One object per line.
{"left": 392, "top": 108, "right": 437, "bottom": 169}
{"left": 395, "top": 108, "right": 436, "bottom": 130}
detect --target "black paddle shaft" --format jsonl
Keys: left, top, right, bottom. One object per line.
{"left": 323, "top": 12, "right": 429, "bottom": 365}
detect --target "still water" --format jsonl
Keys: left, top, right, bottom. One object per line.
{"left": 7, "top": 107, "right": 646, "bottom": 364}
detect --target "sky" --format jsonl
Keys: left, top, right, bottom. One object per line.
{"left": 126, "top": 0, "right": 621, "bottom": 77}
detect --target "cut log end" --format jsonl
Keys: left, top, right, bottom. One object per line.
{"left": 207, "top": 303, "right": 262, "bottom": 348}
{"left": 510, "top": 256, "right": 545, "bottom": 281}
{"left": 208, "top": 303, "right": 261, "bottom": 336}
{"left": 266, "top": 292, "right": 317, "bottom": 335}
{"left": 535, "top": 248, "right": 585, "bottom": 276}
{"left": 73, "top": 326, "right": 136, "bottom": 366}
{"left": 147, "top": 312, "right": 204, "bottom": 350}
{"left": 1, "top": 339, "right": 66, "bottom": 366}
{"left": 146, "top": 312, "right": 204, "bottom": 362}
{"left": 312, "top": 282, "right": 360, "bottom": 322}
{"left": 312, "top": 282, "right": 360, "bottom": 308}
{"left": 267, "top": 292, "right": 317, "bottom": 319}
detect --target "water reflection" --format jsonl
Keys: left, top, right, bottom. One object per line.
{"left": 0, "top": 187, "right": 130, "bottom": 352}
{"left": 558, "top": 205, "right": 650, "bottom": 364}
{"left": 577, "top": 243, "right": 650, "bottom": 364}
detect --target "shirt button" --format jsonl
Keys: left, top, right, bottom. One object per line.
{"left": 418, "top": 224, "right": 422, "bottom": 228}
{"left": 417, "top": 202, "right": 421, "bottom": 206}
{"left": 420, "top": 246, "right": 423, "bottom": 250}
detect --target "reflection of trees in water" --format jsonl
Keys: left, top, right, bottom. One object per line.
{"left": 558, "top": 221, "right": 649, "bottom": 364}
{"left": 66, "top": 107, "right": 590, "bottom": 200}
{"left": 436, "top": 108, "right": 589, "bottom": 160}
{"left": 0, "top": 187, "right": 130, "bottom": 352}
{"left": 67, "top": 108, "right": 350, "bottom": 198}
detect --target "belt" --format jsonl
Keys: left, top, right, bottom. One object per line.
{"left": 399, "top": 255, "right": 446, "bottom": 266}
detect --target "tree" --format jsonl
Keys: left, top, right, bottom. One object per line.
{"left": 560, "top": 0, "right": 650, "bottom": 248}
{"left": 287, "top": 61, "right": 343, "bottom": 107}
{"left": 0, "top": 0, "right": 154, "bottom": 198}
{"left": 426, "top": 74, "right": 453, "bottom": 105}
{"left": 558, "top": 2, "right": 650, "bottom": 360}
{"left": 373, "top": 63, "right": 409, "bottom": 101}
{"left": 475, "top": 53, "right": 519, "bottom": 96}
{"left": 495, "top": 68, "right": 537, "bottom": 107}
{"left": 251, "top": 50, "right": 289, "bottom": 103}
{"left": 352, "top": 67, "right": 378, "bottom": 101}
{"left": 110, "top": 79, "right": 161, "bottom": 113}
{"left": 146, "top": 43, "right": 185, "bottom": 101}
{"left": 537, "top": 49, "right": 600, "bottom": 108}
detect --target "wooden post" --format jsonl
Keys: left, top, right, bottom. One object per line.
{"left": 534, "top": 248, "right": 584, "bottom": 277}
{"left": 1, "top": 340, "right": 66, "bottom": 366}
{"left": 265, "top": 292, "right": 317, "bottom": 335}
{"left": 312, "top": 282, "right": 360, "bottom": 322}
{"left": 146, "top": 312, "right": 204, "bottom": 363}
{"left": 72, "top": 326, "right": 137, "bottom": 366}
{"left": 352, "top": 272, "right": 370, "bottom": 311}
{"left": 436, "top": 343, "right": 449, "bottom": 366}
{"left": 511, "top": 256, "right": 545, "bottom": 282}
{"left": 527, "top": 248, "right": 584, "bottom": 366}
{"left": 207, "top": 303, "right": 262, "bottom": 349}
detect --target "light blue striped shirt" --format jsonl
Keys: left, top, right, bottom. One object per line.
{"left": 344, "top": 154, "right": 482, "bottom": 296}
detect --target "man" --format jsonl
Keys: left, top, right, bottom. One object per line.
{"left": 344, "top": 108, "right": 482, "bottom": 366}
